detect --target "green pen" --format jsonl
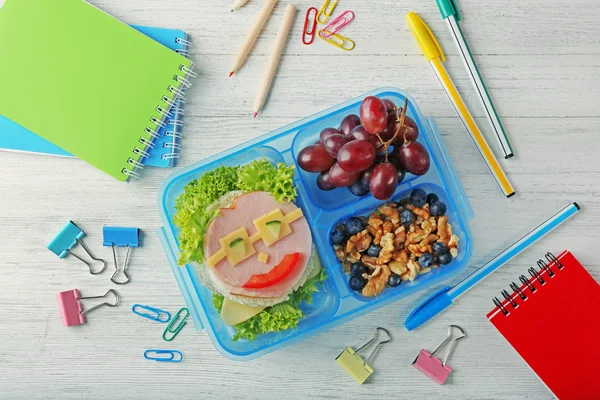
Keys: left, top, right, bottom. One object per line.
{"left": 436, "top": 0, "right": 514, "bottom": 158}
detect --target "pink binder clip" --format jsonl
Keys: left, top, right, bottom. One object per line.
{"left": 412, "top": 325, "right": 465, "bottom": 384}
{"left": 57, "top": 289, "right": 120, "bottom": 327}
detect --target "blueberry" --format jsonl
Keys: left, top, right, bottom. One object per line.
{"left": 345, "top": 217, "right": 365, "bottom": 236}
{"left": 432, "top": 241, "right": 449, "bottom": 255}
{"left": 438, "top": 252, "right": 453, "bottom": 265}
{"left": 349, "top": 275, "right": 367, "bottom": 291}
{"left": 418, "top": 252, "right": 434, "bottom": 268}
{"left": 400, "top": 209, "right": 415, "bottom": 227}
{"left": 330, "top": 224, "right": 346, "bottom": 245}
{"left": 430, "top": 201, "right": 447, "bottom": 216}
{"left": 388, "top": 273, "right": 402, "bottom": 287}
{"left": 397, "top": 197, "right": 411, "bottom": 208}
{"left": 348, "top": 181, "right": 369, "bottom": 197}
{"left": 427, "top": 193, "right": 439, "bottom": 204}
{"left": 367, "top": 244, "right": 382, "bottom": 257}
{"left": 350, "top": 262, "right": 367, "bottom": 277}
{"left": 410, "top": 188, "right": 427, "bottom": 207}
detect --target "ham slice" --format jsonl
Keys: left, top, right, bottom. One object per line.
{"left": 204, "top": 191, "right": 313, "bottom": 299}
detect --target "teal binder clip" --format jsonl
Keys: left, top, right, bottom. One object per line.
{"left": 48, "top": 221, "right": 106, "bottom": 275}
{"left": 103, "top": 227, "right": 141, "bottom": 285}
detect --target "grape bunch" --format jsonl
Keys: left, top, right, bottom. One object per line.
{"left": 297, "top": 96, "right": 431, "bottom": 201}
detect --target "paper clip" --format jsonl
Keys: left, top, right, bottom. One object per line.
{"left": 316, "top": 0, "right": 338, "bottom": 25}
{"left": 319, "top": 29, "right": 355, "bottom": 51}
{"left": 321, "top": 10, "right": 354, "bottom": 38}
{"left": 144, "top": 350, "right": 183, "bottom": 363}
{"left": 336, "top": 327, "right": 392, "bottom": 384}
{"left": 57, "top": 288, "right": 119, "bottom": 327}
{"left": 132, "top": 304, "right": 171, "bottom": 323}
{"left": 48, "top": 221, "right": 106, "bottom": 275}
{"left": 302, "top": 7, "right": 318, "bottom": 45}
{"left": 163, "top": 307, "right": 189, "bottom": 341}
{"left": 103, "top": 227, "right": 141, "bottom": 285}
{"left": 412, "top": 325, "right": 466, "bottom": 384}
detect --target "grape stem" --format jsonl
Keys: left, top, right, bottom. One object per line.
{"left": 377, "top": 98, "right": 409, "bottom": 162}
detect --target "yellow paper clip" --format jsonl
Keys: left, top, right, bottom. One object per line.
{"left": 319, "top": 29, "right": 355, "bottom": 51}
{"left": 316, "top": 0, "right": 338, "bottom": 25}
{"left": 335, "top": 327, "right": 392, "bottom": 384}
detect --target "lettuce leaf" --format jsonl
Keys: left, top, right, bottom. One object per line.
{"left": 212, "top": 268, "right": 327, "bottom": 342}
{"left": 173, "top": 159, "right": 298, "bottom": 265}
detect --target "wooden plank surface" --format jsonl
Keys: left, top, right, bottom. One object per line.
{"left": 0, "top": 0, "right": 598, "bottom": 398}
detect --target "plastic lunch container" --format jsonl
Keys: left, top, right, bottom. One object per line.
{"left": 158, "top": 87, "right": 474, "bottom": 361}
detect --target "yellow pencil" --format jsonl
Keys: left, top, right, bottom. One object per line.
{"left": 406, "top": 12, "right": 515, "bottom": 198}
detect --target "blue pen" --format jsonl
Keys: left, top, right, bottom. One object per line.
{"left": 405, "top": 202, "right": 580, "bottom": 331}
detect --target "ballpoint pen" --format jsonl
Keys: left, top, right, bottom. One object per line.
{"left": 404, "top": 202, "right": 580, "bottom": 331}
{"left": 406, "top": 12, "right": 515, "bottom": 198}
{"left": 435, "top": 0, "right": 514, "bottom": 159}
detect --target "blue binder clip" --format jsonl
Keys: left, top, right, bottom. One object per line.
{"left": 103, "top": 227, "right": 141, "bottom": 285}
{"left": 48, "top": 221, "right": 106, "bottom": 275}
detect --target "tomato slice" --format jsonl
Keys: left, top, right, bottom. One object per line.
{"left": 242, "top": 253, "right": 301, "bottom": 289}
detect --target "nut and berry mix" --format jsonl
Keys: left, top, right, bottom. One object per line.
{"left": 329, "top": 188, "right": 459, "bottom": 297}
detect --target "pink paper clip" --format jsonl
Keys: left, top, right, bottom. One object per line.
{"left": 321, "top": 10, "right": 354, "bottom": 39}
{"left": 412, "top": 325, "right": 465, "bottom": 384}
{"left": 302, "top": 7, "right": 318, "bottom": 45}
{"left": 57, "top": 289, "right": 120, "bottom": 327}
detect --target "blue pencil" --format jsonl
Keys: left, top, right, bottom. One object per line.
{"left": 405, "top": 202, "right": 580, "bottom": 331}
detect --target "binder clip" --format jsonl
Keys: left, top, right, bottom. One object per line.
{"left": 48, "top": 221, "right": 106, "bottom": 275}
{"left": 103, "top": 227, "right": 141, "bottom": 285}
{"left": 57, "top": 288, "right": 119, "bottom": 327}
{"left": 336, "top": 327, "right": 392, "bottom": 384}
{"left": 412, "top": 325, "right": 466, "bottom": 384}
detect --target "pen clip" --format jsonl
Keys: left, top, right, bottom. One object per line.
{"left": 436, "top": 0, "right": 461, "bottom": 21}
{"left": 406, "top": 12, "right": 446, "bottom": 63}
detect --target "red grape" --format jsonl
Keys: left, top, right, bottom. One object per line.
{"left": 339, "top": 114, "right": 361, "bottom": 136}
{"left": 358, "top": 167, "right": 374, "bottom": 191}
{"left": 396, "top": 141, "right": 430, "bottom": 176}
{"left": 337, "top": 140, "right": 376, "bottom": 173}
{"left": 382, "top": 99, "right": 396, "bottom": 112}
{"left": 389, "top": 155, "right": 407, "bottom": 184}
{"left": 323, "top": 134, "right": 350, "bottom": 158}
{"left": 316, "top": 170, "right": 335, "bottom": 191}
{"left": 384, "top": 111, "right": 420, "bottom": 143}
{"left": 360, "top": 96, "right": 388, "bottom": 135}
{"left": 369, "top": 163, "right": 398, "bottom": 200}
{"left": 297, "top": 144, "right": 335, "bottom": 172}
{"left": 319, "top": 127, "right": 341, "bottom": 143}
{"left": 349, "top": 126, "right": 381, "bottom": 148}
{"left": 329, "top": 162, "right": 361, "bottom": 187}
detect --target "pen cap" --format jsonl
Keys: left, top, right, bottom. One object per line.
{"left": 436, "top": 0, "right": 461, "bottom": 21}
{"left": 406, "top": 12, "right": 445, "bottom": 62}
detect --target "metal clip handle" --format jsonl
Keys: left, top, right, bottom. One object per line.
{"left": 110, "top": 245, "right": 132, "bottom": 285}
{"left": 80, "top": 289, "right": 120, "bottom": 316}
{"left": 70, "top": 239, "right": 107, "bottom": 275}
{"left": 354, "top": 327, "right": 392, "bottom": 365}
{"left": 430, "top": 325, "right": 465, "bottom": 366}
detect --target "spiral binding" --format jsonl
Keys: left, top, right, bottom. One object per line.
{"left": 492, "top": 252, "right": 563, "bottom": 316}
{"left": 122, "top": 32, "right": 195, "bottom": 177}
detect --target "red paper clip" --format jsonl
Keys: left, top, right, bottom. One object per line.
{"left": 302, "top": 7, "right": 318, "bottom": 45}
{"left": 321, "top": 10, "right": 355, "bottom": 39}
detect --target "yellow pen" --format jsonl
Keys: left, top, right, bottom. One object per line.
{"left": 406, "top": 12, "right": 515, "bottom": 198}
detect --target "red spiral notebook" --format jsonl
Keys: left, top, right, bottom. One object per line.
{"left": 487, "top": 250, "right": 600, "bottom": 399}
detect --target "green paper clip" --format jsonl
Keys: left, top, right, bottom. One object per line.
{"left": 335, "top": 327, "right": 392, "bottom": 384}
{"left": 163, "top": 307, "right": 189, "bottom": 342}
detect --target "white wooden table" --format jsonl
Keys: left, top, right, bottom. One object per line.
{"left": 1, "top": 0, "right": 598, "bottom": 398}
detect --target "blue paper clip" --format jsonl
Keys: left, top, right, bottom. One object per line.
{"left": 103, "top": 227, "right": 141, "bottom": 285}
{"left": 48, "top": 221, "right": 106, "bottom": 275}
{"left": 132, "top": 304, "right": 171, "bottom": 323}
{"left": 144, "top": 350, "right": 183, "bottom": 363}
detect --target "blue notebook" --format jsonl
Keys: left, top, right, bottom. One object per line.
{"left": 0, "top": 25, "right": 191, "bottom": 168}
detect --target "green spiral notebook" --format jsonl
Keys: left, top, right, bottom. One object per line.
{"left": 0, "top": 0, "right": 193, "bottom": 181}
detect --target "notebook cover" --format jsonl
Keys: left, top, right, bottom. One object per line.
{"left": 0, "top": 25, "right": 188, "bottom": 169}
{"left": 0, "top": 0, "right": 191, "bottom": 181}
{"left": 487, "top": 250, "right": 600, "bottom": 399}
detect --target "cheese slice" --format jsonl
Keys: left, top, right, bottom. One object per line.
{"left": 253, "top": 208, "right": 292, "bottom": 246}
{"left": 257, "top": 252, "right": 269, "bottom": 263}
{"left": 218, "top": 227, "right": 255, "bottom": 267}
{"left": 220, "top": 298, "right": 265, "bottom": 326}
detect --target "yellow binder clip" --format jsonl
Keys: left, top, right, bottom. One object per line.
{"left": 336, "top": 327, "right": 392, "bottom": 384}
{"left": 316, "top": 0, "right": 338, "bottom": 25}
{"left": 319, "top": 29, "right": 355, "bottom": 51}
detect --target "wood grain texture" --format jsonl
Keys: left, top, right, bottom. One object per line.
{"left": 0, "top": 0, "right": 598, "bottom": 399}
